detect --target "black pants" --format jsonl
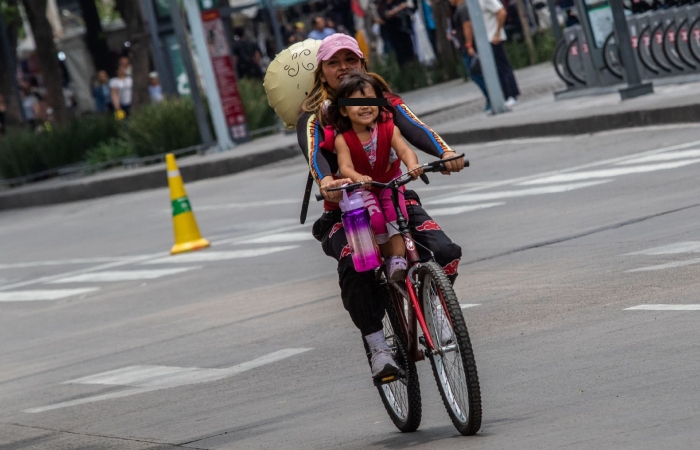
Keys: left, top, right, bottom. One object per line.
{"left": 312, "top": 190, "right": 462, "bottom": 336}
{"left": 491, "top": 42, "right": 520, "bottom": 100}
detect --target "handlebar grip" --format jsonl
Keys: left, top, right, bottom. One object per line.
{"left": 315, "top": 193, "right": 324, "bottom": 201}
{"left": 420, "top": 173, "right": 430, "bottom": 184}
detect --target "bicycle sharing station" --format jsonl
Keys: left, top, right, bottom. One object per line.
{"left": 553, "top": 0, "right": 700, "bottom": 99}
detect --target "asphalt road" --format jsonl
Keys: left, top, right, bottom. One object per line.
{"left": 2, "top": 124, "right": 700, "bottom": 449}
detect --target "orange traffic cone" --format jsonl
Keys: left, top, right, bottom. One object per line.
{"left": 166, "top": 153, "right": 210, "bottom": 255}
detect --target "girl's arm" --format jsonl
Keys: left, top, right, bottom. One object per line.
{"left": 392, "top": 126, "right": 423, "bottom": 179}
{"left": 336, "top": 134, "right": 371, "bottom": 183}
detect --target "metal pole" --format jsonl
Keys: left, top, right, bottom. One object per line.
{"left": 609, "top": 0, "right": 652, "bottom": 99}
{"left": 168, "top": 0, "right": 214, "bottom": 148}
{"left": 183, "top": 0, "right": 235, "bottom": 150}
{"left": 546, "top": 0, "right": 562, "bottom": 43}
{"left": 0, "top": 7, "right": 27, "bottom": 123}
{"left": 141, "top": 0, "right": 177, "bottom": 96}
{"left": 465, "top": 0, "right": 508, "bottom": 114}
{"left": 263, "top": 0, "right": 284, "bottom": 55}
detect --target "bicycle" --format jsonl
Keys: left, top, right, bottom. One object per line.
{"left": 316, "top": 153, "right": 482, "bottom": 436}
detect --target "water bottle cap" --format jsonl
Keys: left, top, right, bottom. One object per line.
{"left": 339, "top": 186, "right": 365, "bottom": 212}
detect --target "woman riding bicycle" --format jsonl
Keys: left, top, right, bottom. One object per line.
{"left": 296, "top": 33, "right": 465, "bottom": 379}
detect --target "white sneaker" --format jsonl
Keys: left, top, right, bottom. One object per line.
{"left": 505, "top": 97, "right": 517, "bottom": 107}
{"left": 365, "top": 330, "right": 400, "bottom": 378}
{"left": 385, "top": 256, "right": 407, "bottom": 284}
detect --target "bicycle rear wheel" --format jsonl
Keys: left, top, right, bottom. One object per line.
{"left": 418, "top": 261, "right": 482, "bottom": 436}
{"left": 364, "top": 285, "right": 422, "bottom": 432}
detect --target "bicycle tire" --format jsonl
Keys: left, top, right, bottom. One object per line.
{"left": 650, "top": 23, "right": 673, "bottom": 72}
{"left": 603, "top": 32, "right": 624, "bottom": 79}
{"left": 638, "top": 26, "right": 661, "bottom": 74}
{"left": 363, "top": 284, "right": 422, "bottom": 432}
{"left": 662, "top": 21, "right": 686, "bottom": 71}
{"left": 418, "top": 261, "right": 482, "bottom": 436}
{"left": 690, "top": 18, "right": 700, "bottom": 64}
{"left": 564, "top": 38, "right": 587, "bottom": 85}
{"left": 553, "top": 39, "right": 575, "bottom": 86}
{"left": 675, "top": 19, "right": 697, "bottom": 69}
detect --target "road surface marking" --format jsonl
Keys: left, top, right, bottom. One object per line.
{"left": 0, "top": 288, "right": 99, "bottom": 302}
{"left": 49, "top": 267, "right": 199, "bottom": 283}
{"left": 0, "top": 257, "right": 145, "bottom": 270}
{"left": 243, "top": 232, "right": 316, "bottom": 244}
{"left": 23, "top": 348, "right": 313, "bottom": 413}
{"left": 427, "top": 181, "right": 610, "bottom": 205}
{"left": 626, "top": 242, "right": 700, "bottom": 255}
{"left": 518, "top": 159, "right": 700, "bottom": 185}
{"left": 143, "top": 246, "right": 299, "bottom": 264}
{"left": 460, "top": 304, "right": 480, "bottom": 309}
{"left": 194, "top": 199, "right": 298, "bottom": 211}
{"left": 430, "top": 203, "right": 504, "bottom": 216}
{"left": 626, "top": 258, "right": 700, "bottom": 272}
{"left": 625, "top": 305, "right": 700, "bottom": 310}
{"left": 615, "top": 149, "right": 700, "bottom": 165}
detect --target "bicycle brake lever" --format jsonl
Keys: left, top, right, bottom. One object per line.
{"left": 315, "top": 193, "right": 324, "bottom": 201}
{"left": 420, "top": 173, "right": 430, "bottom": 184}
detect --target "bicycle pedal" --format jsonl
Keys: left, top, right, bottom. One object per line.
{"left": 373, "top": 369, "right": 406, "bottom": 386}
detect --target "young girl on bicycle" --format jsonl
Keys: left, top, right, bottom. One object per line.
{"left": 327, "top": 71, "right": 424, "bottom": 283}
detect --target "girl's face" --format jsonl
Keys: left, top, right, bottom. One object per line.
{"left": 320, "top": 49, "right": 362, "bottom": 90}
{"left": 341, "top": 84, "right": 379, "bottom": 128}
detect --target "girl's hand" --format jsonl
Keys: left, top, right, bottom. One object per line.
{"left": 407, "top": 164, "right": 423, "bottom": 179}
{"left": 355, "top": 175, "right": 372, "bottom": 186}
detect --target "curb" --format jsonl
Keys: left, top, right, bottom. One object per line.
{"left": 0, "top": 144, "right": 298, "bottom": 211}
{"left": 439, "top": 103, "right": 700, "bottom": 145}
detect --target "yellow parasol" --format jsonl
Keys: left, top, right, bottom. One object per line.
{"left": 264, "top": 39, "right": 321, "bottom": 130}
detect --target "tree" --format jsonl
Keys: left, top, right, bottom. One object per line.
{"left": 22, "top": 0, "right": 68, "bottom": 123}
{"left": 0, "top": 0, "right": 23, "bottom": 125}
{"left": 114, "top": 0, "right": 151, "bottom": 109}
{"left": 514, "top": 0, "right": 536, "bottom": 65}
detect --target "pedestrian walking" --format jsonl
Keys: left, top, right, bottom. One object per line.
{"left": 450, "top": 0, "right": 490, "bottom": 111}
{"left": 307, "top": 16, "right": 336, "bottom": 40}
{"left": 478, "top": 0, "right": 520, "bottom": 106}
{"left": 92, "top": 70, "right": 111, "bottom": 113}
{"left": 110, "top": 65, "right": 132, "bottom": 118}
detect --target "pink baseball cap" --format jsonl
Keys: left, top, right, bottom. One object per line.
{"left": 316, "top": 33, "right": 363, "bottom": 64}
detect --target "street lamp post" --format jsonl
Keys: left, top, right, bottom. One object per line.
{"left": 609, "top": 0, "right": 653, "bottom": 99}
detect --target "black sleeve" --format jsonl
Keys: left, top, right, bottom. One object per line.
{"left": 296, "top": 110, "right": 337, "bottom": 184}
{"left": 391, "top": 100, "right": 455, "bottom": 158}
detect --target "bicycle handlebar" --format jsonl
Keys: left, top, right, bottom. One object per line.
{"left": 314, "top": 153, "right": 468, "bottom": 201}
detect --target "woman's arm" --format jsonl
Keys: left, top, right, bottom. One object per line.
{"left": 392, "top": 126, "right": 423, "bottom": 178}
{"left": 296, "top": 111, "right": 336, "bottom": 184}
{"left": 336, "top": 134, "right": 370, "bottom": 183}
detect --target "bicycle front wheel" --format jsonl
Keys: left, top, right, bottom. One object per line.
{"left": 364, "top": 287, "right": 422, "bottom": 432}
{"left": 418, "top": 261, "right": 482, "bottom": 435}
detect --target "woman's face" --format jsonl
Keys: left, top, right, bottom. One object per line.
{"left": 341, "top": 84, "right": 379, "bottom": 128}
{"left": 320, "top": 49, "right": 362, "bottom": 90}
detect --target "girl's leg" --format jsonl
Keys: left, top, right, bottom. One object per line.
{"left": 359, "top": 190, "right": 390, "bottom": 246}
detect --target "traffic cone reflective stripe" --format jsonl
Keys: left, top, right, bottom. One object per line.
{"left": 166, "top": 153, "right": 210, "bottom": 255}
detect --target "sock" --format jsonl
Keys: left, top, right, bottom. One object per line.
{"left": 364, "top": 330, "right": 389, "bottom": 351}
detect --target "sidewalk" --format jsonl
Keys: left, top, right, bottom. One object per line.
{"left": 2, "top": 63, "right": 699, "bottom": 211}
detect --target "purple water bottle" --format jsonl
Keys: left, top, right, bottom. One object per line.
{"left": 339, "top": 189, "right": 382, "bottom": 272}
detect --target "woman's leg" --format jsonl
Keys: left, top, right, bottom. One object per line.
{"left": 403, "top": 190, "right": 463, "bottom": 282}
{"left": 313, "top": 211, "right": 386, "bottom": 336}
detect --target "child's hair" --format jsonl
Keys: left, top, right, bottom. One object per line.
{"left": 326, "top": 70, "right": 395, "bottom": 133}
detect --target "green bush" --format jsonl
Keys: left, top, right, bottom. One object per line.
{"left": 0, "top": 114, "right": 121, "bottom": 179}
{"left": 237, "top": 78, "right": 279, "bottom": 131}
{"left": 84, "top": 138, "right": 136, "bottom": 166}
{"left": 125, "top": 98, "right": 202, "bottom": 157}
{"left": 505, "top": 29, "right": 557, "bottom": 70}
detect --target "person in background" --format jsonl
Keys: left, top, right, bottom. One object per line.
{"left": 118, "top": 55, "right": 132, "bottom": 77}
{"left": 422, "top": 0, "right": 437, "bottom": 53}
{"left": 450, "top": 0, "right": 490, "bottom": 111}
{"left": 0, "top": 93, "right": 6, "bottom": 136}
{"left": 479, "top": 0, "right": 520, "bottom": 106}
{"left": 110, "top": 65, "right": 133, "bottom": 118}
{"left": 289, "top": 22, "right": 306, "bottom": 44}
{"left": 377, "top": 0, "right": 416, "bottom": 67}
{"left": 232, "top": 27, "right": 264, "bottom": 80}
{"left": 92, "top": 70, "right": 111, "bottom": 113}
{"left": 148, "top": 72, "right": 164, "bottom": 104}
{"left": 308, "top": 16, "right": 336, "bottom": 40}
{"left": 20, "top": 80, "right": 42, "bottom": 130}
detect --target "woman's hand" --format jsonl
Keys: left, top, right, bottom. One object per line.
{"left": 407, "top": 164, "right": 423, "bottom": 179}
{"left": 320, "top": 176, "right": 353, "bottom": 203}
{"left": 440, "top": 151, "right": 465, "bottom": 175}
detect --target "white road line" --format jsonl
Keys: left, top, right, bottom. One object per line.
{"left": 625, "top": 305, "right": 700, "bottom": 311}
{"left": 626, "top": 258, "right": 700, "bottom": 272}
{"left": 626, "top": 242, "right": 700, "bottom": 255}
{"left": 460, "top": 304, "right": 480, "bottom": 309}
{"left": 181, "top": 199, "right": 298, "bottom": 212}
{"left": 49, "top": 267, "right": 199, "bottom": 283}
{"left": 0, "top": 288, "right": 99, "bottom": 302}
{"left": 243, "top": 232, "right": 316, "bottom": 244}
{"left": 0, "top": 257, "right": 144, "bottom": 270}
{"left": 615, "top": 149, "right": 700, "bottom": 165}
{"left": 519, "top": 159, "right": 700, "bottom": 185}
{"left": 24, "top": 348, "right": 313, "bottom": 414}
{"left": 430, "top": 203, "right": 504, "bottom": 216}
{"left": 143, "top": 246, "right": 299, "bottom": 264}
{"left": 427, "top": 181, "right": 610, "bottom": 205}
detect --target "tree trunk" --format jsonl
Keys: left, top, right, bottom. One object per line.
{"left": 432, "top": 0, "right": 460, "bottom": 81}
{"left": 22, "top": 0, "right": 69, "bottom": 123}
{"left": 514, "top": 0, "right": 537, "bottom": 65}
{"left": 0, "top": 0, "right": 23, "bottom": 125}
{"left": 115, "top": 0, "right": 151, "bottom": 110}
{"left": 78, "top": 0, "right": 113, "bottom": 73}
